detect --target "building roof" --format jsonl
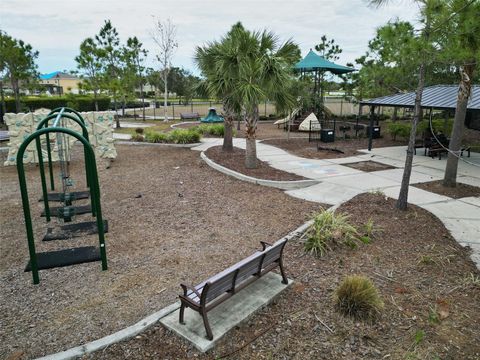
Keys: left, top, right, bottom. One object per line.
{"left": 360, "top": 85, "right": 480, "bottom": 110}
{"left": 39, "top": 71, "right": 79, "bottom": 80}
{"left": 294, "top": 49, "right": 355, "bottom": 75}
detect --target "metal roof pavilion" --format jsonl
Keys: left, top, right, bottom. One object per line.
{"left": 360, "top": 85, "right": 480, "bottom": 111}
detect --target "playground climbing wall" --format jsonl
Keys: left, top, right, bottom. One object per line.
{"left": 3, "top": 109, "right": 117, "bottom": 166}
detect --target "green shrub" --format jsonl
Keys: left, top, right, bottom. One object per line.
{"left": 196, "top": 124, "right": 228, "bottom": 137}
{"left": 417, "top": 118, "right": 454, "bottom": 135}
{"left": 5, "top": 96, "right": 111, "bottom": 113}
{"left": 304, "top": 210, "right": 360, "bottom": 257}
{"left": 168, "top": 128, "right": 201, "bottom": 144}
{"left": 144, "top": 128, "right": 201, "bottom": 144}
{"left": 135, "top": 127, "right": 144, "bottom": 134}
{"left": 144, "top": 130, "right": 168, "bottom": 143}
{"left": 334, "top": 275, "right": 384, "bottom": 320}
{"left": 386, "top": 121, "right": 411, "bottom": 140}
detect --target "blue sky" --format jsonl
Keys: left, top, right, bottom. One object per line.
{"left": 0, "top": 0, "right": 419, "bottom": 75}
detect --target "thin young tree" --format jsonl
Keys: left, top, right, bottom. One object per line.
{"left": 75, "top": 38, "right": 103, "bottom": 111}
{"left": 0, "top": 30, "right": 39, "bottom": 113}
{"left": 151, "top": 18, "right": 178, "bottom": 121}
{"left": 124, "top": 37, "right": 148, "bottom": 120}
{"left": 95, "top": 20, "right": 123, "bottom": 128}
{"left": 368, "top": 0, "right": 438, "bottom": 211}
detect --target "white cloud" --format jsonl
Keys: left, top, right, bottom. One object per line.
{"left": 0, "top": 0, "right": 420, "bottom": 73}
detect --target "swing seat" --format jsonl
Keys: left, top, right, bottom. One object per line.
{"left": 43, "top": 220, "right": 108, "bottom": 241}
{"left": 39, "top": 190, "right": 90, "bottom": 202}
{"left": 24, "top": 246, "right": 101, "bottom": 271}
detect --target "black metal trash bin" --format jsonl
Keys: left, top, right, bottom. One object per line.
{"left": 320, "top": 129, "right": 335, "bottom": 143}
{"left": 366, "top": 126, "right": 381, "bottom": 139}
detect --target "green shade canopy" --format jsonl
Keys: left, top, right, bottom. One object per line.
{"left": 294, "top": 49, "right": 355, "bottom": 75}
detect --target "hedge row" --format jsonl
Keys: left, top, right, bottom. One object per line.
{"left": 5, "top": 96, "right": 111, "bottom": 113}
{"left": 110, "top": 100, "right": 151, "bottom": 110}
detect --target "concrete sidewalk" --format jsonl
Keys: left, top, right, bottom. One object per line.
{"left": 192, "top": 138, "right": 480, "bottom": 268}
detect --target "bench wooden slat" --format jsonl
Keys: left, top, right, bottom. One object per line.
{"left": 179, "top": 238, "right": 288, "bottom": 340}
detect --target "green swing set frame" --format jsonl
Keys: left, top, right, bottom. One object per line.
{"left": 16, "top": 107, "right": 107, "bottom": 284}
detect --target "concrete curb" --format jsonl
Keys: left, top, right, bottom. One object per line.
{"left": 200, "top": 151, "right": 320, "bottom": 190}
{"left": 116, "top": 141, "right": 202, "bottom": 148}
{"left": 35, "top": 302, "right": 180, "bottom": 360}
{"left": 170, "top": 121, "right": 200, "bottom": 129}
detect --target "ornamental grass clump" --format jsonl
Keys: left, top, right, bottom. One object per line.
{"left": 304, "top": 210, "right": 360, "bottom": 257}
{"left": 334, "top": 275, "right": 384, "bottom": 320}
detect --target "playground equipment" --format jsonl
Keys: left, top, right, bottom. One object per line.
{"left": 201, "top": 108, "right": 224, "bottom": 123}
{"left": 16, "top": 107, "right": 108, "bottom": 284}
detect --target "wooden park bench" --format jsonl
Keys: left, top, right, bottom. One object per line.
{"left": 180, "top": 112, "right": 200, "bottom": 121}
{"left": 179, "top": 238, "right": 288, "bottom": 340}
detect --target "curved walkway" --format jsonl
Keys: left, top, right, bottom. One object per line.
{"left": 192, "top": 138, "right": 480, "bottom": 268}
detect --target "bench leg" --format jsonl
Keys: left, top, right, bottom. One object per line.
{"left": 201, "top": 308, "right": 213, "bottom": 341}
{"left": 179, "top": 302, "right": 186, "bottom": 325}
{"left": 279, "top": 259, "right": 288, "bottom": 285}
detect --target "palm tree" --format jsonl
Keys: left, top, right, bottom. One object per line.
{"left": 196, "top": 23, "right": 300, "bottom": 168}
{"left": 195, "top": 23, "right": 244, "bottom": 152}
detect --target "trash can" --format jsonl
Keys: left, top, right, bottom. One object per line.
{"left": 320, "top": 129, "right": 335, "bottom": 143}
{"left": 366, "top": 126, "right": 381, "bottom": 139}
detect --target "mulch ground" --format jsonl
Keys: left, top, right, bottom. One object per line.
{"left": 262, "top": 137, "right": 409, "bottom": 159}
{"left": 0, "top": 145, "right": 323, "bottom": 360}
{"left": 205, "top": 146, "right": 306, "bottom": 181}
{"left": 414, "top": 180, "right": 480, "bottom": 199}
{"left": 88, "top": 193, "right": 480, "bottom": 360}
{"left": 343, "top": 161, "right": 397, "bottom": 173}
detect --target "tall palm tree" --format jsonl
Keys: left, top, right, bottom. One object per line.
{"left": 196, "top": 23, "right": 300, "bottom": 168}
{"left": 195, "top": 23, "right": 244, "bottom": 152}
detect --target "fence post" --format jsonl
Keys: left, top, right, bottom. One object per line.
{"left": 340, "top": 100, "right": 343, "bottom": 117}
{"left": 264, "top": 101, "right": 267, "bottom": 117}
{"left": 191, "top": 102, "right": 193, "bottom": 113}
{"left": 172, "top": 103, "right": 175, "bottom": 120}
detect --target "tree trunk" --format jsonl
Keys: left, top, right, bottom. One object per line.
{"left": 0, "top": 79, "right": 6, "bottom": 124}
{"left": 396, "top": 62, "right": 426, "bottom": 211}
{"left": 12, "top": 78, "right": 21, "bottom": 113}
{"left": 245, "top": 105, "right": 259, "bottom": 169}
{"left": 141, "top": 83, "right": 145, "bottom": 121}
{"left": 163, "top": 72, "right": 168, "bottom": 122}
{"left": 93, "top": 90, "right": 99, "bottom": 112}
{"left": 114, "top": 92, "right": 120, "bottom": 129}
{"left": 443, "top": 65, "right": 473, "bottom": 187}
{"left": 223, "top": 103, "right": 234, "bottom": 151}
{"left": 223, "top": 117, "right": 234, "bottom": 152}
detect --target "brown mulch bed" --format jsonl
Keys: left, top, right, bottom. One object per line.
{"left": 0, "top": 145, "right": 323, "bottom": 360}
{"left": 204, "top": 146, "right": 307, "bottom": 181}
{"left": 89, "top": 193, "right": 480, "bottom": 360}
{"left": 343, "top": 160, "right": 397, "bottom": 173}
{"left": 262, "top": 137, "right": 409, "bottom": 159}
{"left": 414, "top": 180, "right": 480, "bottom": 199}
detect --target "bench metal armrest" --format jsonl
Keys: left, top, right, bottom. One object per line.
{"left": 260, "top": 241, "right": 272, "bottom": 251}
{"left": 180, "top": 283, "right": 201, "bottom": 298}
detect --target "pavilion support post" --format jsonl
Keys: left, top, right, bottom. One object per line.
{"left": 368, "top": 105, "right": 375, "bottom": 151}
{"left": 356, "top": 105, "right": 362, "bottom": 138}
